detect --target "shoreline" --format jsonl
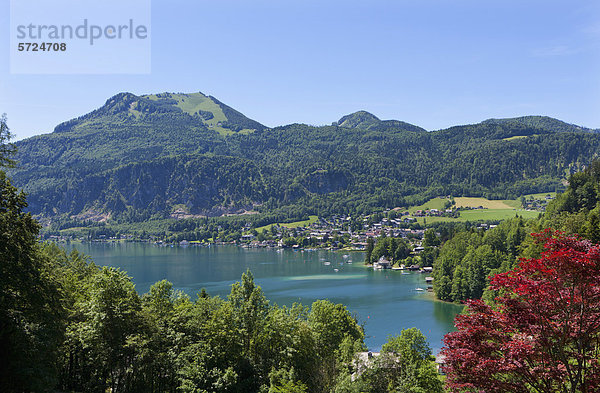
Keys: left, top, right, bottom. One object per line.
{"left": 48, "top": 238, "right": 369, "bottom": 252}
{"left": 421, "top": 290, "right": 465, "bottom": 307}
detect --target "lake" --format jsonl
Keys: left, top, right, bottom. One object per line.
{"left": 67, "top": 242, "right": 463, "bottom": 352}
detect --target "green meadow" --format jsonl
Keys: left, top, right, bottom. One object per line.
{"left": 255, "top": 215, "right": 319, "bottom": 232}
{"left": 409, "top": 196, "right": 541, "bottom": 224}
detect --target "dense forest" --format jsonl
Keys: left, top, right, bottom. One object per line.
{"left": 8, "top": 91, "right": 600, "bottom": 228}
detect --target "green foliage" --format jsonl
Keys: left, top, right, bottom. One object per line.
{"left": 433, "top": 218, "right": 531, "bottom": 302}
{"left": 434, "top": 160, "right": 600, "bottom": 304}
{"left": 0, "top": 114, "right": 16, "bottom": 168}
{"left": 308, "top": 300, "right": 364, "bottom": 355}
{"left": 344, "top": 328, "right": 443, "bottom": 393}
{"left": 337, "top": 111, "right": 425, "bottom": 133}
{"left": 268, "top": 368, "right": 308, "bottom": 393}
{"left": 0, "top": 171, "right": 63, "bottom": 392}
{"left": 10, "top": 100, "right": 600, "bottom": 227}
{"left": 381, "top": 328, "right": 432, "bottom": 364}
{"left": 543, "top": 160, "right": 600, "bottom": 242}
{"left": 423, "top": 229, "right": 440, "bottom": 247}
{"left": 366, "top": 235, "right": 411, "bottom": 264}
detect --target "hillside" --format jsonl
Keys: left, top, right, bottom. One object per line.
{"left": 9, "top": 93, "right": 600, "bottom": 224}
{"left": 336, "top": 111, "right": 425, "bottom": 133}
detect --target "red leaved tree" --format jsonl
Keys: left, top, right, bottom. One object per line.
{"left": 442, "top": 230, "right": 600, "bottom": 393}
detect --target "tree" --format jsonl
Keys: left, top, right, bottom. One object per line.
{"left": 423, "top": 229, "right": 440, "bottom": 247}
{"left": 309, "top": 300, "right": 364, "bottom": 356}
{"left": 345, "top": 328, "right": 443, "bottom": 393}
{"left": 0, "top": 114, "right": 16, "bottom": 168}
{"left": 0, "top": 168, "right": 64, "bottom": 392}
{"left": 584, "top": 204, "right": 600, "bottom": 243}
{"left": 140, "top": 280, "right": 180, "bottom": 392}
{"left": 308, "top": 300, "right": 364, "bottom": 391}
{"left": 443, "top": 230, "right": 600, "bottom": 393}
{"left": 268, "top": 368, "right": 308, "bottom": 393}
{"left": 229, "top": 269, "right": 270, "bottom": 354}
{"left": 79, "top": 267, "right": 143, "bottom": 392}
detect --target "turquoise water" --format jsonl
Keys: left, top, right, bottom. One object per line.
{"left": 68, "top": 243, "right": 463, "bottom": 351}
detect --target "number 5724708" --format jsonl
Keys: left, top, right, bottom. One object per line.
{"left": 17, "top": 42, "right": 66, "bottom": 51}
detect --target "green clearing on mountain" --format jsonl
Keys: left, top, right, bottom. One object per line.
{"left": 9, "top": 92, "right": 600, "bottom": 230}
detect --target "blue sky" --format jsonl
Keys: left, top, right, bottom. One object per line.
{"left": 1, "top": 0, "right": 599, "bottom": 140}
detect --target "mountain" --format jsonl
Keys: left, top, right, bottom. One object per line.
{"left": 8, "top": 93, "right": 600, "bottom": 224}
{"left": 480, "top": 116, "right": 597, "bottom": 134}
{"left": 336, "top": 111, "right": 425, "bottom": 133}
{"left": 54, "top": 91, "right": 266, "bottom": 135}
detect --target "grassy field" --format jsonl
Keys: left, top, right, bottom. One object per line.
{"left": 502, "top": 135, "right": 536, "bottom": 141}
{"left": 454, "top": 197, "right": 520, "bottom": 209}
{"left": 459, "top": 208, "right": 540, "bottom": 221}
{"left": 522, "top": 191, "right": 557, "bottom": 199}
{"left": 408, "top": 197, "right": 449, "bottom": 213}
{"left": 144, "top": 93, "right": 256, "bottom": 136}
{"left": 413, "top": 208, "right": 540, "bottom": 224}
{"left": 412, "top": 216, "right": 457, "bottom": 224}
{"left": 256, "top": 215, "right": 319, "bottom": 232}
{"left": 407, "top": 196, "right": 543, "bottom": 224}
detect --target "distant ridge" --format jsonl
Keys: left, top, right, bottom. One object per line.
{"left": 336, "top": 111, "right": 425, "bottom": 133}
{"left": 8, "top": 91, "right": 600, "bottom": 223}
{"left": 337, "top": 111, "right": 381, "bottom": 128}
{"left": 480, "top": 116, "right": 598, "bottom": 134}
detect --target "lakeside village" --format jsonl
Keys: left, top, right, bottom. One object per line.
{"left": 44, "top": 195, "right": 552, "bottom": 274}
{"left": 46, "top": 205, "right": 496, "bottom": 262}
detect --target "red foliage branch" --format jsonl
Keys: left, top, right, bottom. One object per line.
{"left": 443, "top": 230, "right": 600, "bottom": 393}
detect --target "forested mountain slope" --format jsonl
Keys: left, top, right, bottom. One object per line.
{"left": 9, "top": 92, "right": 600, "bottom": 222}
